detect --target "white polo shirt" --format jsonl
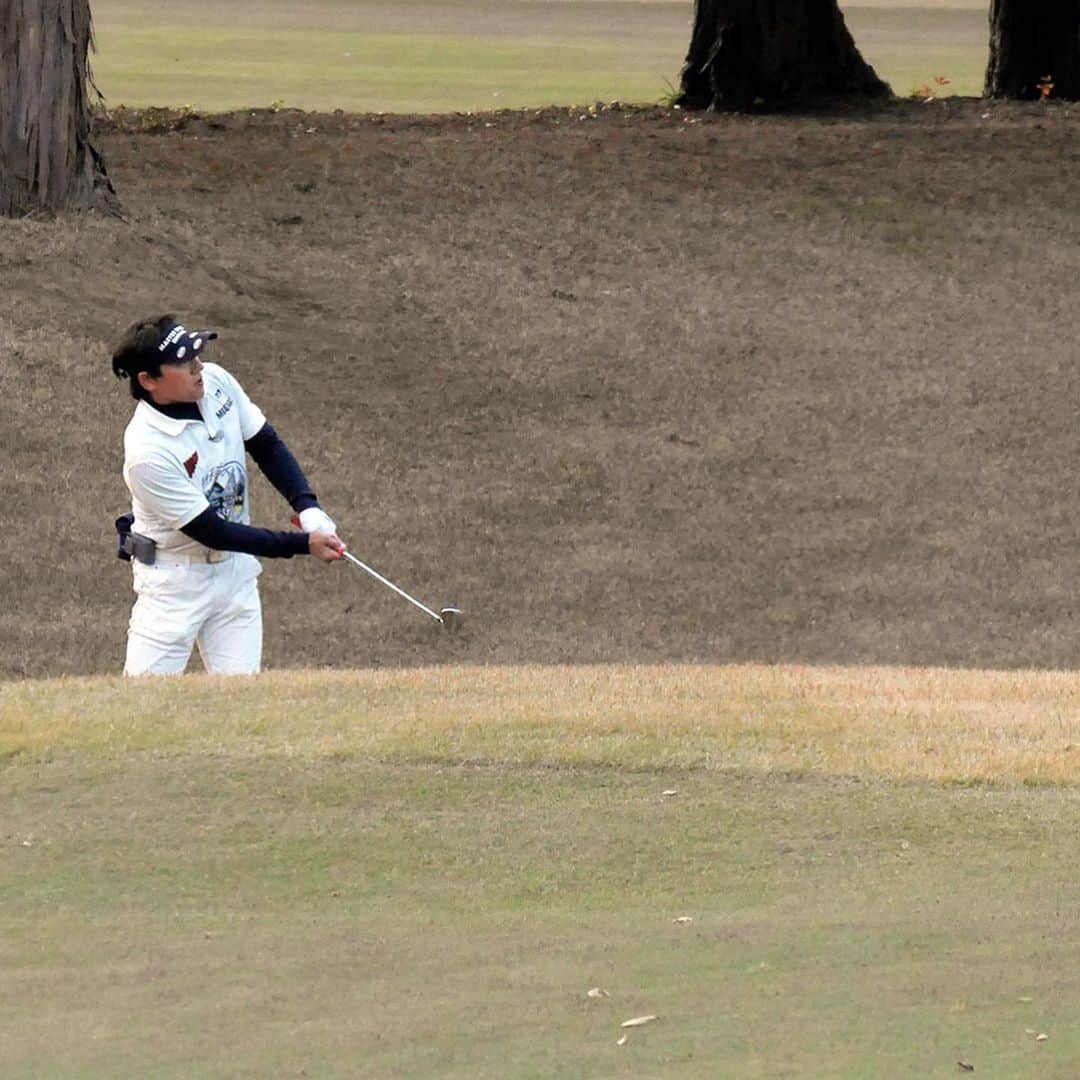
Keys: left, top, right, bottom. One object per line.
{"left": 123, "top": 362, "right": 267, "bottom": 557}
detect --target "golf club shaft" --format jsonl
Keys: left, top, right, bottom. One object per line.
{"left": 341, "top": 550, "right": 444, "bottom": 623}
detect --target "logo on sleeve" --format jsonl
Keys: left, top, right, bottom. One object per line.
{"left": 184, "top": 452, "right": 199, "bottom": 477}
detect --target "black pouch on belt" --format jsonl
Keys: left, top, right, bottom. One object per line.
{"left": 115, "top": 513, "right": 157, "bottom": 565}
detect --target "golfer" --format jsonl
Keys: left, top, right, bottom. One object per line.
{"left": 112, "top": 314, "right": 345, "bottom": 676}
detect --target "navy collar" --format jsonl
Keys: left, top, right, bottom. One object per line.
{"left": 149, "top": 400, "right": 202, "bottom": 422}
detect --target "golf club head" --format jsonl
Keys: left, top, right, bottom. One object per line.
{"left": 440, "top": 607, "right": 463, "bottom": 633}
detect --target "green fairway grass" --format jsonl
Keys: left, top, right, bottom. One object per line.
{"left": 2, "top": 666, "right": 1077, "bottom": 1076}
{"left": 92, "top": 27, "right": 675, "bottom": 115}
{"left": 846, "top": 7, "right": 988, "bottom": 100}
{"left": 88, "top": 1, "right": 690, "bottom": 115}
{"left": 88, "top": 2, "right": 990, "bottom": 113}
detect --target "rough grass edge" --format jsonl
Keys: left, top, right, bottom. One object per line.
{"left": 2, "top": 663, "right": 1078, "bottom": 788}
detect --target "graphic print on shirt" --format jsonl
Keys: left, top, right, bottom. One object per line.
{"left": 204, "top": 460, "right": 246, "bottom": 522}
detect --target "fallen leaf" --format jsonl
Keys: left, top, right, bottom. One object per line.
{"left": 587, "top": 987, "right": 609, "bottom": 999}
{"left": 616, "top": 1035, "right": 628, "bottom": 1046}
{"left": 621, "top": 1015, "right": 658, "bottom": 1028}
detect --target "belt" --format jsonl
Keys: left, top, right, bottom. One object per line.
{"left": 156, "top": 548, "right": 233, "bottom": 565}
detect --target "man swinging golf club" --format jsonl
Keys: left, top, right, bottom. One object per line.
{"left": 112, "top": 314, "right": 345, "bottom": 676}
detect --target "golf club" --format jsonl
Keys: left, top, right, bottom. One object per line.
{"left": 341, "top": 550, "right": 463, "bottom": 631}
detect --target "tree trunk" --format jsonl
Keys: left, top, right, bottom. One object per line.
{"left": 679, "top": 0, "right": 890, "bottom": 111}
{"left": 985, "top": 0, "right": 1080, "bottom": 100}
{"left": 0, "top": 0, "right": 117, "bottom": 216}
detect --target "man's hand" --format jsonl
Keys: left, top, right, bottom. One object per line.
{"left": 309, "top": 530, "right": 346, "bottom": 563}
{"left": 298, "top": 507, "right": 337, "bottom": 535}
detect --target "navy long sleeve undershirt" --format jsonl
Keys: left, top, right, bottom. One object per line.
{"left": 244, "top": 422, "right": 319, "bottom": 515}
{"left": 181, "top": 509, "right": 310, "bottom": 558}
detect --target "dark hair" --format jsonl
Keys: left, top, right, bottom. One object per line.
{"left": 111, "top": 313, "right": 177, "bottom": 401}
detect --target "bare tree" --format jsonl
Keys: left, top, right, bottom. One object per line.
{"left": 0, "top": 0, "right": 116, "bottom": 216}
{"left": 679, "top": 0, "right": 889, "bottom": 111}
{"left": 985, "top": 0, "right": 1080, "bottom": 99}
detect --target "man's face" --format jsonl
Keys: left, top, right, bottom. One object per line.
{"left": 138, "top": 356, "right": 206, "bottom": 404}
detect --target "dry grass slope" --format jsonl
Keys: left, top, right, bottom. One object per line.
{"left": 3, "top": 100, "right": 1080, "bottom": 679}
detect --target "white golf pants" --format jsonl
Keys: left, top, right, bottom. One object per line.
{"left": 125, "top": 553, "right": 263, "bottom": 676}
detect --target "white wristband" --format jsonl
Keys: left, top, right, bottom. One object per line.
{"left": 298, "top": 507, "right": 336, "bottom": 534}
